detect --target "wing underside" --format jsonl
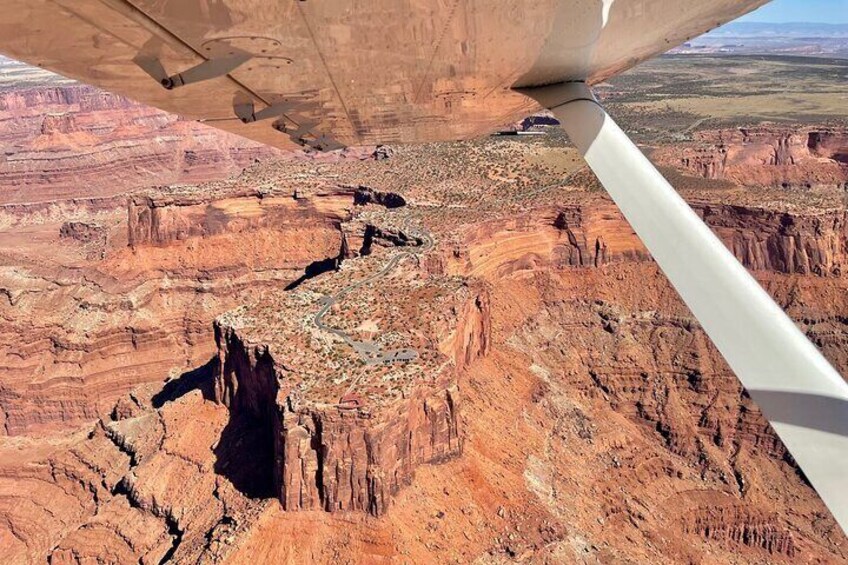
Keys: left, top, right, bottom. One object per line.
{"left": 0, "top": 0, "right": 767, "bottom": 149}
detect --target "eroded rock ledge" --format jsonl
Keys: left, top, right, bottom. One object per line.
{"left": 457, "top": 199, "right": 848, "bottom": 279}
{"left": 214, "top": 325, "right": 460, "bottom": 515}
{"left": 211, "top": 259, "right": 486, "bottom": 515}
{"left": 652, "top": 126, "right": 848, "bottom": 188}
{"left": 127, "top": 186, "right": 357, "bottom": 248}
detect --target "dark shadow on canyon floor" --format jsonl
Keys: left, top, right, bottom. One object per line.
{"left": 151, "top": 357, "right": 217, "bottom": 408}
{"left": 213, "top": 411, "right": 276, "bottom": 500}
{"left": 284, "top": 256, "right": 340, "bottom": 291}
{"left": 150, "top": 358, "right": 276, "bottom": 499}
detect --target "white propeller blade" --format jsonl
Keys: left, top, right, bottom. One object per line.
{"left": 521, "top": 82, "right": 848, "bottom": 533}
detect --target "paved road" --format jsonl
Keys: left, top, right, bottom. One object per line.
{"left": 312, "top": 219, "right": 432, "bottom": 366}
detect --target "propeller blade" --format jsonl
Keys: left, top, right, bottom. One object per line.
{"left": 521, "top": 82, "right": 848, "bottom": 533}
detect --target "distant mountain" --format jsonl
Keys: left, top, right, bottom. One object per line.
{"left": 674, "top": 21, "right": 848, "bottom": 58}
{"left": 709, "top": 22, "right": 848, "bottom": 37}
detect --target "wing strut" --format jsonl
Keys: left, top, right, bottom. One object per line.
{"left": 519, "top": 82, "right": 848, "bottom": 533}
{"left": 133, "top": 50, "right": 250, "bottom": 90}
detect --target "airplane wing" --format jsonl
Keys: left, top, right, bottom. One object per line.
{"left": 0, "top": 0, "right": 767, "bottom": 150}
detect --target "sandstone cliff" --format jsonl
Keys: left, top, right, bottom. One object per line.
{"left": 211, "top": 280, "right": 480, "bottom": 516}
{"left": 0, "top": 176, "right": 361, "bottom": 435}
{"left": 452, "top": 197, "right": 848, "bottom": 279}
{"left": 1, "top": 92, "right": 846, "bottom": 562}
{"left": 127, "top": 187, "right": 355, "bottom": 248}
{"left": 0, "top": 84, "right": 279, "bottom": 203}
{"left": 653, "top": 126, "right": 848, "bottom": 188}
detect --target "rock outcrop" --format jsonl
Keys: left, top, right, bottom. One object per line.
{"left": 352, "top": 185, "right": 407, "bottom": 209}
{"left": 681, "top": 503, "right": 799, "bottom": 557}
{"left": 215, "top": 324, "right": 461, "bottom": 516}
{"left": 0, "top": 176, "right": 361, "bottom": 435}
{"left": 59, "top": 220, "right": 107, "bottom": 244}
{"left": 453, "top": 198, "right": 848, "bottom": 278}
{"left": 211, "top": 274, "right": 479, "bottom": 516}
{"left": 697, "top": 203, "right": 848, "bottom": 275}
{"left": 127, "top": 187, "right": 355, "bottom": 248}
{"left": 0, "top": 83, "right": 280, "bottom": 204}
{"left": 653, "top": 126, "right": 848, "bottom": 188}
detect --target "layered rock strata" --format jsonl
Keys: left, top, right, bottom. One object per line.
{"left": 0, "top": 175, "right": 366, "bottom": 435}
{"left": 211, "top": 241, "right": 485, "bottom": 515}
{"left": 653, "top": 126, "right": 848, "bottom": 188}
{"left": 0, "top": 83, "right": 280, "bottom": 203}
{"left": 1, "top": 189, "right": 846, "bottom": 561}
{"left": 127, "top": 186, "right": 356, "bottom": 248}
{"left": 214, "top": 325, "right": 461, "bottom": 516}
{"left": 455, "top": 198, "right": 848, "bottom": 278}
{"left": 0, "top": 80, "right": 847, "bottom": 561}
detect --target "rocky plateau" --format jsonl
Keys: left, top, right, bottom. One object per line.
{"left": 652, "top": 126, "right": 848, "bottom": 189}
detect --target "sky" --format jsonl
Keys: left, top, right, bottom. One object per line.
{"left": 737, "top": 0, "right": 848, "bottom": 24}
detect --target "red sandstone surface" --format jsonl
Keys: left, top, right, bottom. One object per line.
{"left": 652, "top": 126, "right": 848, "bottom": 189}
{"left": 0, "top": 61, "right": 847, "bottom": 564}
{"left": 0, "top": 82, "right": 281, "bottom": 204}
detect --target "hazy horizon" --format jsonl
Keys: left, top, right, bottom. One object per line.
{"left": 738, "top": 20, "right": 848, "bottom": 25}
{"left": 738, "top": 0, "right": 848, "bottom": 25}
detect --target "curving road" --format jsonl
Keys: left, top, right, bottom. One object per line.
{"left": 312, "top": 219, "right": 432, "bottom": 366}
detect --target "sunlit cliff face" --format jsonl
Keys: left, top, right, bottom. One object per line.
{"left": 653, "top": 126, "right": 848, "bottom": 189}
{"left": 0, "top": 81, "right": 280, "bottom": 204}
